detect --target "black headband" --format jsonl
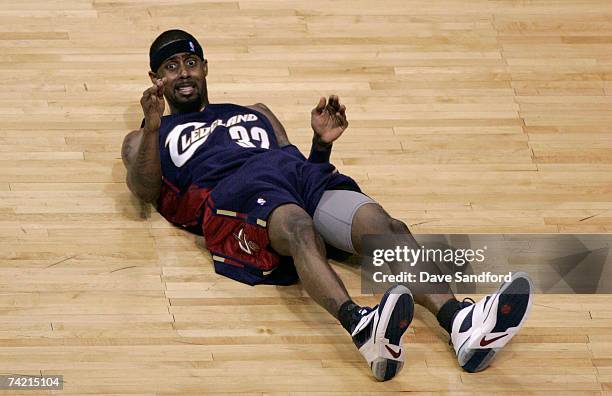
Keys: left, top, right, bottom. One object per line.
{"left": 149, "top": 38, "right": 204, "bottom": 72}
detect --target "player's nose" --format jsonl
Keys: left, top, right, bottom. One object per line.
{"left": 178, "top": 62, "right": 189, "bottom": 78}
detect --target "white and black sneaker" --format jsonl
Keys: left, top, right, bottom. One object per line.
{"left": 451, "top": 272, "right": 534, "bottom": 373}
{"left": 350, "top": 285, "right": 414, "bottom": 381}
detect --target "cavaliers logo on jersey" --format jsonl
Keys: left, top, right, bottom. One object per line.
{"left": 164, "top": 113, "right": 271, "bottom": 168}
{"left": 165, "top": 122, "right": 210, "bottom": 167}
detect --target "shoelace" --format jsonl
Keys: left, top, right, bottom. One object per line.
{"left": 358, "top": 305, "right": 377, "bottom": 316}
{"left": 461, "top": 297, "right": 475, "bottom": 308}
{"left": 350, "top": 306, "right": 377, "bottom": 334}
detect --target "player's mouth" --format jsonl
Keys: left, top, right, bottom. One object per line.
{"left": 175, "top": 83, "right": 196, "bottom": 96}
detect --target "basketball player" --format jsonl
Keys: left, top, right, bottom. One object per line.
{"left": 122, "top": 29, "right": 534, "bottom": 381}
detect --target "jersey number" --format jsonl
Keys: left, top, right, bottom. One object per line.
{"left": 229, "top": 126, "right": 270, "bottom": 149}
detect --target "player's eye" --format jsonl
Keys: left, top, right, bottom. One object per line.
{"left": 165, "top": 62, "right": 177, "bottom": 71}
{"left": 186, "top": 58, "right": 197, "bottom": 67}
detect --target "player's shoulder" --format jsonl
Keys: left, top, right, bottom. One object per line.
{"left": 208, "top": 102, "right": 273, "bottom": 121}
{"left": 245, "top": 103, "right": 276, "bottom": 121}
{"left": 209, "top": 102, "right": 263, "bottom": 113}
{"left": 246, "top": 102, "right": 270, "bottom": 112}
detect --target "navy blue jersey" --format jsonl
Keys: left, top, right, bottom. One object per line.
{"left": 155, "top": 103, "right": 361, "bottom": 286}
{"left": 158, "top": 103, "right": 279, "bottom": 190}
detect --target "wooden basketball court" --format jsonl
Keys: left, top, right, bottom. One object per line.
{"left": 1, "top": 0, "right": 612, "bottom": 394}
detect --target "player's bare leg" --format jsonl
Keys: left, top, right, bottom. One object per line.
{"left": 268, "top": 203, "right": 350, "bottom": 316}
{"left": 350, "top": 202, "right": 455, "bottom": 314}
{"left": 268, "top": 203, "right": 414, "bottom": 381}
{"left": 350, "top": 203, "right": 534, "bottom": 372}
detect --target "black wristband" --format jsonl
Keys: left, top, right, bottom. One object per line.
{"left": 308, "top": 138, "right": 332, "bottom": 163}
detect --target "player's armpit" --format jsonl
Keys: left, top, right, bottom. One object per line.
{"left": 248, "top": 103, "right": 291, "bottom": 147}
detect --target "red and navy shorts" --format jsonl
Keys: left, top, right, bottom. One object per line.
{"left": 157, "top": 146, "right": 360, "bottom": 286}
{"left": 202, "top": 199, "right": 299, "bottom": 286}
{"left": 156, "top": 178, "right": 297, "bottom": 286}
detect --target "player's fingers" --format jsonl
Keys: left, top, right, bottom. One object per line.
{"left": 328, "top": 95, "right": 339, "bottom": 110}
{"left": 141, "top": 91, "right": 154, "bottom": 108}
{"left": 143, "top": 89, "right": 160, "bottom": 107}
{"left": 155, "top": 78, "right": 165, "bottom": 97}
{"left": 338, "top": 116, "right": 348, "bottom": 130}
{"left": 313, "top": 96, "right": 326, "bottom": 114}
{"left": 143, "top": 85, "right": 159, "bottom": 100}
{"left": 142, "top": 86, "right": 153, "bottom": 97}
{"left": 337, "top": 106, "right": 348, "bottom": 128}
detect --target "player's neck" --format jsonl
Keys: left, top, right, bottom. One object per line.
{"left": 169, "top": 98, "right": 209, "bottom": 115}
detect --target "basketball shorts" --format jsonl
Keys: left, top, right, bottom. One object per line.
{"left": 200, "top": 145, "right": 362, "bottom": 286}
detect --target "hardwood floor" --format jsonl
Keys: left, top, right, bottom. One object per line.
{"left": 0, "top": 0, "right": 611, "bottom": 394}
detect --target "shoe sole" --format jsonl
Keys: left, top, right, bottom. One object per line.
{"left": 458, "top": 272, "right": 533, "bottom": 373}
{"left": 370, "top": 285, "right": 414, "bottom": 381}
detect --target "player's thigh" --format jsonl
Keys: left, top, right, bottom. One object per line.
{"left": 313, "top": 190, "right": 411, "bottom": 254}
{"left": 312, "top": 190, "right": 377, "bottom": 254}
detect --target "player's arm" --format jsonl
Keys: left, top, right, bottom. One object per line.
{"left": 247, "top": 103, "right": 291, "bottom": 147}
{"left": 121, "top": 79, "right": 165, "bottom": 204}
{"left": 122, "top": 127, "right": 162, "bottom": 203}
{"left": 309, "top": 95, "right": 348, "bottom": 163}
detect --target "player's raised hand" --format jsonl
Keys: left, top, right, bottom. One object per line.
{"left": 140, "top": 77, "right": 166, "bottom": 134}
{"left": 311, "top": 95, "right": 348, "bottom": 145}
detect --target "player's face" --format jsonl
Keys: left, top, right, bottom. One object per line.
{"left": 156, "top": 53, "right": 208, "bottom": 113}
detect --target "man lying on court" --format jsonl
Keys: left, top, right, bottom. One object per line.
{"left": 121, "top": 29, "right": 533, "bottom": 381}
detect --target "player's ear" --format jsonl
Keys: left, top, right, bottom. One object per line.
{"left": 148, "top": 71, "right": 159, "bottom": 85}
{"left": 203, "top": 59, "right": 208, "bottom": 77}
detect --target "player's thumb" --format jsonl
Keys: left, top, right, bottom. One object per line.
{"left": 313, "top": 96, "right": 325, "bottom": 113}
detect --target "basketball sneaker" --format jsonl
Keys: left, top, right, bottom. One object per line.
{"left": 451, "top": 272, "right": 534, "bottom": 373}
{"left": 350, "top": 285, "right": 414, "bottom": 381}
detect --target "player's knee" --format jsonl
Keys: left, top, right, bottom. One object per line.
{"left": 269, "top": 204, "right": 323, "bottom": 255}
{"left": 286, "top": 215, "right": 319, "bottom": 247}
{"left": 286, "top": 213, "right": 327, "bottom": 253}
{"left": 366, "top": 212, "right": 409, "bottom": 236}
{"left": 389, "top": 218, "right": 410, "bottom": 235}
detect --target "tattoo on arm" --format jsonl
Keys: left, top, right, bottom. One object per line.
{"left": 121, "top": 134, "right": 135, "bottom": 168}
{"left": 123, "top": 129, "right": 162, "bottom": 203}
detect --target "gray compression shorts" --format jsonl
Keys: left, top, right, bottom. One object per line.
{"left": 313, "top": 189, "right": 376, "bottom": 254}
